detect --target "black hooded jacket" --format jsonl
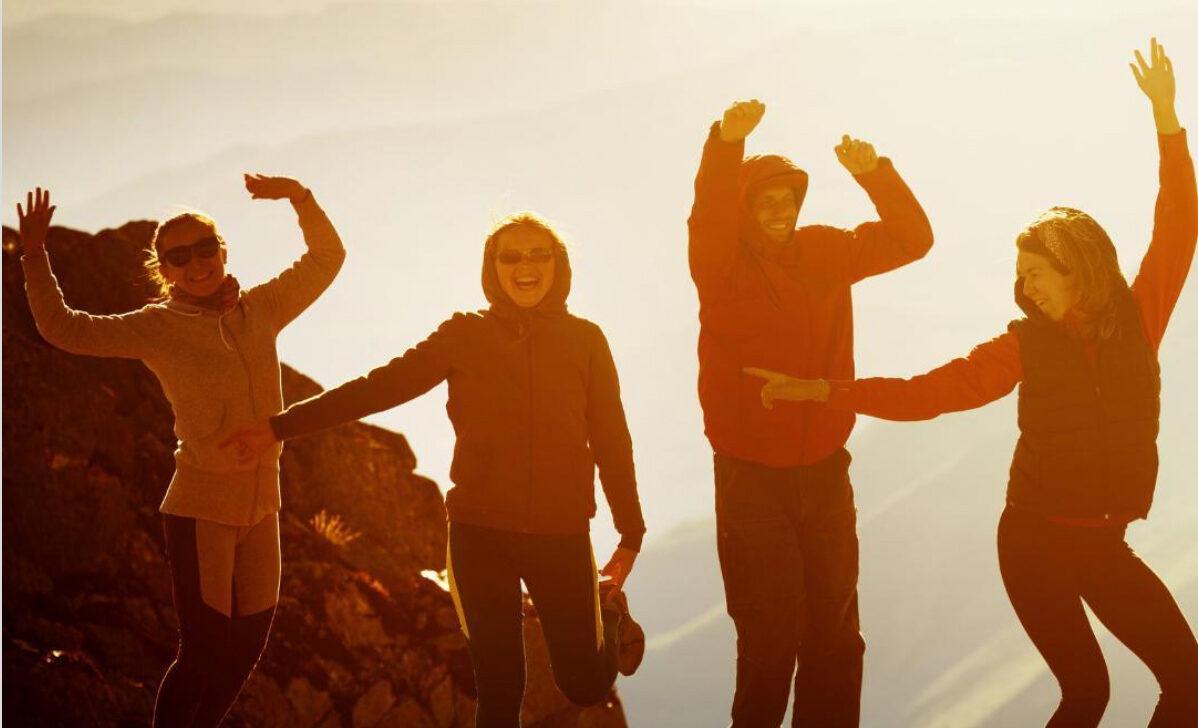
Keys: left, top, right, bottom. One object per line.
{"left": 271, "top": 239, "right": 646, "bottom": 549}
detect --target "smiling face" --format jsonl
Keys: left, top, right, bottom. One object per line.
{"left": 751, "top": 185, "right": 798, "bottom": 244}
{"left": 158, "top": 218, "right": 227, "bottom": 298}
{"left": 494, "top": 225, "right": 556, "bottom": 308}
{"left": 1016, "top": 250, "right": 1079, "bottom": 322}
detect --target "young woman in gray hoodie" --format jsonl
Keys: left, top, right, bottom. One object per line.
{"left": 17, "top": 176, "right": 345, "bottom": 728}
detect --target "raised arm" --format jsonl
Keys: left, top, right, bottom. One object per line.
{"left": 18, "top": 188, "right": 153, "bottom": 359}
{"left": 832, "top": 135, "right": 934, "bottom": 283}
{"left": 240, "top": 174, "right": 346, "bottom": 332}
{"left": 687, "top": 100, "right": 762, "bottom": 296}
{"left": 1128, "top": 38, "right": 1195, "bottom": 349}
{"left": 745, "top": 332, "right": 1022, "bottom": 421}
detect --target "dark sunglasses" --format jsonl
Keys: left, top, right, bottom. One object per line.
{"left": 496, "top": 247, "right": 553, "bottom": 265}
{"left": 159, "top": 236, "right": 222, "bottom": 268}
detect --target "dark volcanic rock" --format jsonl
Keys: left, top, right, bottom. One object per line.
{"left": 2, "top": 223, "right": 627, "bottom": 728}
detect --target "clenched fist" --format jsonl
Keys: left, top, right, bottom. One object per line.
{"left": 834, "top": 135, "right": 879, "bottom": 175}
{"left": 720, "top": 100, "right": 766, "bottom": 143}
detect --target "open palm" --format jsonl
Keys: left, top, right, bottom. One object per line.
{"left": 1130, "top": 37, "right": 1174, "bottom": 107}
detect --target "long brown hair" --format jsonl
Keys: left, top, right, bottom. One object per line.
{"left": 1016, "top": 206, "right": 1132, "bottom": 340}
{"left": 143, "top": 212, "right": 224, "bottom": 301}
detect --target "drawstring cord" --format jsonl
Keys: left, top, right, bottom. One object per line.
{"left": 217, "top": 314, "right": 233, "bottom": 351}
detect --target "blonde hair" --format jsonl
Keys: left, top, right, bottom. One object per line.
{"left": 483, "top": 211, "right": 569, "bottom": 259}
{"left": 1016, "top": 206, "right": 1131, "bottom": 340}
{"left": 143, "top": 212, "right": 223, "bottom": 300}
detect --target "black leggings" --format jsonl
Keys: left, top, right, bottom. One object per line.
{"left": 997, "top": 506, "right": 1198, "bottom": 728}
{"left": 447, "top": 523, "right": 621, "bottom": 728}
{"left": 154, "top": 515, "right": 277, "bottom": 728}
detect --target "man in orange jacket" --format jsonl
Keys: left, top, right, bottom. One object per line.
{"left": 688, "top": 99, "right": 933, "bottom": 727}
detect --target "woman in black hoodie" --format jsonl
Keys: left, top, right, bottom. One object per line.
{"left": 224, "top": 212, "right": 646, "bottom": 728}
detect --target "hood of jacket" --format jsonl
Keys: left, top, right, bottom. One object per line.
{"left": 481, "top": 235, "right": 573, "bottom": 321}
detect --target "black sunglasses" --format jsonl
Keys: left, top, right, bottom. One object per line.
{"left": 159, "top": 236, "right": 222, "bottom": 268}
{"left": 496, "top": 247, "right": 553, "bottom": 265}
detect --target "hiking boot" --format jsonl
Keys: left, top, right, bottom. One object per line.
{"left": 600, "top": 583, "right": 645, "bottom": 676}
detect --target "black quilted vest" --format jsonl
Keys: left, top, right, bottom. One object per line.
{"left": 1007, "top": 295, "right": 1161, "bottom": 519}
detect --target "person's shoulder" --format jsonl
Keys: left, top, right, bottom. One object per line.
{"left": 563, "top": 314, "right": 613, "bottom": 346}
{"left": 131, "top": 300, "right": 176, "bottom": 322}
{"left": 794, "top": 223, "right": 851, "bottom": 242}
{"left": 437, "top": 310, "right": 486, "bottom": 333}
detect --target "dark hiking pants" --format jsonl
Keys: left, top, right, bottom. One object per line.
{"left": 714, "top": 449, "right": 864, "bottom": 728}
{"left": 998, "top": 506, "right": 1198, "bottom": 728}
{"left": 447, "top": 522, "right": 621, "bottom": 728}
{"left": 154, "top": 514, "right": 279, "bottom": 728}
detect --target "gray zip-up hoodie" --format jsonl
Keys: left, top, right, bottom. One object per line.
{"left": 21, "top": 195, "right": 345, "bottom": 526}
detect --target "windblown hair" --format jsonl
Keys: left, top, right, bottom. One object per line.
{"left": 483, "top": 211, "right": 569, "bottom": 259}
{"left": 1016, "top": 206, "right": 1132, "bottom": 340}
{"left": 143, "top": 212, "right": 224, "bottom": 301}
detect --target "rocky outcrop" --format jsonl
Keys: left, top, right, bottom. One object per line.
{"left": 1, "top": 223, "right": 627, "bottom": 728}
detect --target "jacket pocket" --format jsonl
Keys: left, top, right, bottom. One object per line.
{"left": 449, "top": 439, "right": 493, "bottom": 492}
{"left": 536, "top": 443, "right": 595, "bottom": 518}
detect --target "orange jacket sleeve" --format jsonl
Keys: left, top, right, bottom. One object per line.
{"left": 688, "top": 122, "right": 745, "bottom": 299}
{"left": 840, "top": 159, "right": 935, "bottom": 284}
{"left": 1131, "top": 130, "right": 1196, "bottom": 351}
{"left": 825, "top": 332, "right": 1022, "bottom": 420}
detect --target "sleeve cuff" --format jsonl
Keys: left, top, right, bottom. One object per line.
{"left": 852, "top": 156, "right": 897, "bottom": 186}
{"left": 268, "top": 412, "right": 292, "bottom": 441}
{"left": 1159, "top": 128, "right": 1188, "bottom": 153}
{"left": 617, "top": 530, "right": 645, "bottom": 553}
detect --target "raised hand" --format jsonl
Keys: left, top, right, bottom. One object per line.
{"left": 719, "top": 100, "right": 766, "bottom": 143}
{"left": 1130, "top": 37, "right": 1175, "bottom": 107}
{"left": 1130, "top": 38, "right": 1180, "bottom": 134}
{"left": 743, "top": 367, "right": 830, "bottom": 409}
{"left": 16, "top": 187, "right": 56, "bottom": 255}
{"left": 599, "top": 546, "right": 638, "bottom": 599}
{"left": 834, "top": 135, "right": 879, "bottom": 175}
{"left": 219, "top": 420, "right": 277, "bottom": 465}
{"left": 244, "top": 174, "right": 309, "bottom": 202}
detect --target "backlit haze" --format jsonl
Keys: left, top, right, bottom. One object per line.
{"left": 4, "top": 1, "right": 1196, "bottom": 725}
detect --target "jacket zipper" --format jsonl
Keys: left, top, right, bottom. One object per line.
{"left": 525, "top": 331, "right": 534, "bottom": 532}
{"left": 223, "top": 314, "right": 260, "bottom": 522}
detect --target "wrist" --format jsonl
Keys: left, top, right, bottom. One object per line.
{"left": 291, "top": 187, "right": 312, "bottom": 204}
{"left": 1153, "top": 112, "right": 1181, "bottom": 135}
{"left": 718, "top": 124, "right": 745, "bottom": 144}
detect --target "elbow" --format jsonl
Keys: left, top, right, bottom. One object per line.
{"left": 911, "top": 221, "right": 934, "bottom": 259}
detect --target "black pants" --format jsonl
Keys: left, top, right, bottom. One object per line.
{"left": 154, "top": 515, "right": 277, "bottom": 728}
{"left": 714, "top": 449, "right": 864, "bottom": 728}
{"left": 998, "top": 506, "right": 1198, "bottom": 728}
{"left": 447, "top": 522, "right": 620, "bottom": 728}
